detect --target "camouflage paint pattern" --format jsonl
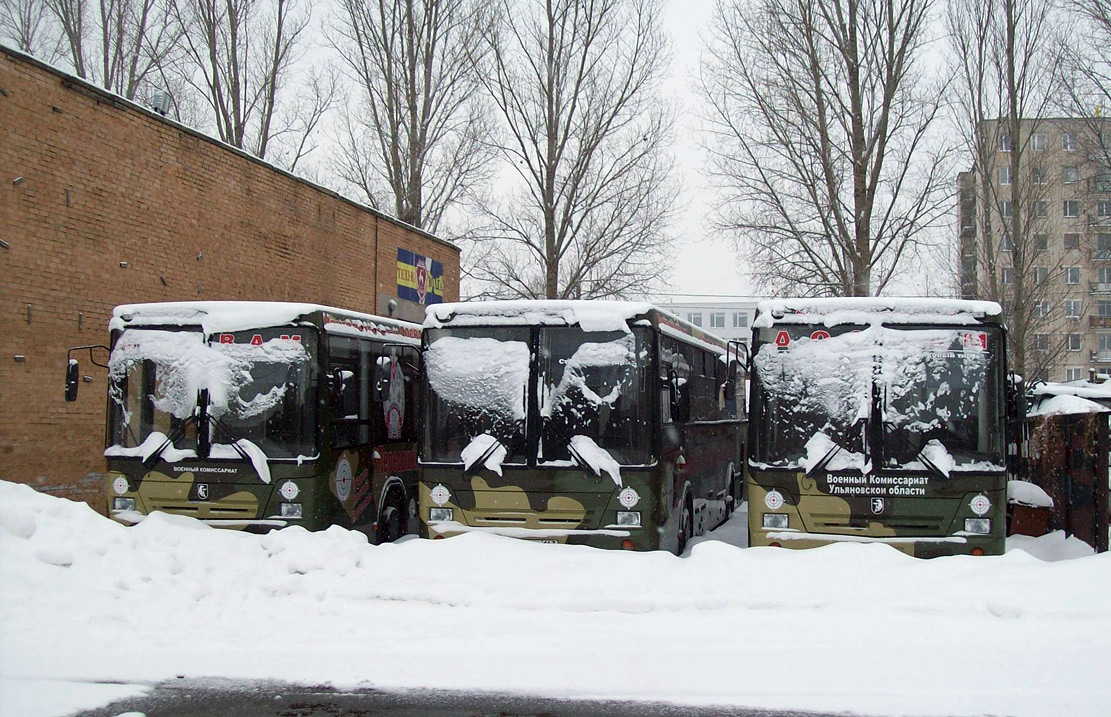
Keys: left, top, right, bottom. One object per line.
{"left": 418, "top": 465, "right": 665, "bottom": 550}
{"left": 746, "top": 470, "right": 1006, "bottom": 557}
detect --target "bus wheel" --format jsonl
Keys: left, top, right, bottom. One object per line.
{"left": 676, "top": 503, "right": 693, "bottom": 556}
{"left": 378, "top": 503, "right": 403, "bottom": 544}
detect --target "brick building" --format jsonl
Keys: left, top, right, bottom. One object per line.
{"left": 0, "top": 47, "right": 460, "bottom": 508}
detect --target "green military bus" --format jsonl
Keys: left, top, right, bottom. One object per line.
{"left": 66, "top": 302, "right": 421, "bottom": 540}
{"left": 746, "top": 298, "right": 1018, "bottom": 557}
{"left": 417, "top": 300, "right": 746, "bottom": 553}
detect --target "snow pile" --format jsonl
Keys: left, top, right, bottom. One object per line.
{"left": 1027, "top": 393, "right": 1109, "bottom": 417}
{"left": 2, "top": 480, "right": 1111, "bottom": 717}
{"left": 799, "top": 432, "right": 868, "bottom": 473}
{"left": 1008, "top": 480, "right": 1054, "bottom": 508}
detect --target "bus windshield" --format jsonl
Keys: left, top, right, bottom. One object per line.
{"left": 753, "top": 325, "right": 1004, "bottom": 470}
{"left": 539, "top": 327, "right": 652, "bottom": 465}
{"left": 423, "top": 325, "right": 654, "bottom": 466}
{"left": 107, "top": 328, "right": 317, "bottom": 459}
{"left": 423, "top": 327, "right": 531, "bottom": 464}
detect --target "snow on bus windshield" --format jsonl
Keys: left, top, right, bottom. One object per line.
{"left": 753, "top": 325, "right": 1003, "bottom": 470}
{"left": 107, "top": 329, "right": 311, "bottom": 457}
{"left": 423, "top": 330, "right": 531, "bottom": 463}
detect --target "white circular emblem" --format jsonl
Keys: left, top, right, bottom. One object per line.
{"left": 764, "top": 489, "right": 785, "bottom": 511}
{"left": 334, "top": 458, "right": 352, "bottom": 502}
{"left": 970, "top": 494, "right": 991, "bottom": 516}
{"left": 430, "top": 484, "right": 451, "bottom": 506}
{"left": 112, "top": 476, "right": 129, "bottom": 495}
{"left": 280, "top": 480, "right": 299, "bottom": 501}
{"left": 618, "top": 487, "right": 640, "bottom": 508}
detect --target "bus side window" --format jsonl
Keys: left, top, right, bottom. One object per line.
{"left": 328, "top": 336, "right": 365, "bottom": 448}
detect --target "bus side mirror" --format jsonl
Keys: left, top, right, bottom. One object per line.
{"left": 65, "top": 360, "right": 80, "bottom": 402}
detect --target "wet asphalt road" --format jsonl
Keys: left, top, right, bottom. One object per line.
{"left": 69, "top": 679, "right": 848, "bottom": 717}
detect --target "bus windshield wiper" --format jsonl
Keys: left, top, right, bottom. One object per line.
{"left": 142, "top": 417, "right": 194, "bottom": 468}
{"left": 804, "top": 442, "right": 842, "bottom": 478}
{"left": 883, "top": 422, "right": 948, "bottom": 481}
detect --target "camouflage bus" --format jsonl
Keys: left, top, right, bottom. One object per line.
{"left": 747, "top": 298, "right": 1020, "bottom": 557}
{"left": 66, "top": 302, "right": 421, "bottom": 540}
{"left": 417, "top": 300, "right": 747, "bottom": 553}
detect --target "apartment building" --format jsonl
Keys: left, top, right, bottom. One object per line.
{"left": 958, "top": 117, "right": 1111, "bottom": 382}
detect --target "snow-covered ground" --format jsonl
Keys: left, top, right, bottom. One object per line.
{"left": 1, "top": 479, "right": 1107, "bottom": 717}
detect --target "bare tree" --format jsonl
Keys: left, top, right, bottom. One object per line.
{"left": 168, "top": 0, "right": 328, "bottom": 163}
{"left": 41, "top": 0, "right": 181, "bottom": 100}
{"left": 331, "top": 0, "right": 494, "bottom": 232}
{"left": 1058, "top": 0, "right": 1111, "bottom": 168}
{"left": 948, "top": 0, "right": 1072, "bottom": 379}
{"left": 1, "top": 0, "right": 64, "bottom": 61}
{"left": 466, "top": 0, "right": 675, "bottom": 300}
{"left": 701, "top": 0, "right": 951, "bottom": 298}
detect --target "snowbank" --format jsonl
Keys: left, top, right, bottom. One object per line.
{"left": 2, "top": 481, "right": 1110, "bottom": 717}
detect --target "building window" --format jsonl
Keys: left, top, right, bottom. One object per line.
{"left": 1000, "top": 234, "right": 1014, "bottom": 251}
{"left": 1067, "top": 299, "right": 1082, "bottom": 319}
{"left": 1000, "top": 132, "right": 1012, "bottom": 152}
{"left": 1034, "top": 266, "right": 1049, "bottom": 284}
{"left": 998, "top": 165, "right": 1012, "bottom": 185}
{"left": 1064, "top": 200, "right": 1079, "bottom": 218}
{"left": 1035, "top": 300, "right": 1051, "bottom": 318}
{"left": 1099, "top": 300, "right": 1111, "bottom": 318}
{"left": 1035, "top": 200, "right": 1048, "bottom": 217}
{"left": 1063, "top": 165, "right": 1080, "bottom": 183}
{"left": 1099, "top": 266, "right": 1111, "bottom": 285}
{"left": 1032, "top": 166, "right": 1048, "bottom": 184}
{"left": 1099, "top": 201, "right": 1111, "bottom": 217}
{"left": 1001, "top": 267, "right": 1014, "bottom": 284}
{"left": 1035, "top": 233, "right": 1048, "bottom": 252}
{"left": 1067, "top": 333, "right": 1082, "bottom": 351}
{"left": 1064, "top": 233, "right": 1080, "bottom": 250}
{"left": 1001, "top": 200, "right": 1013, "bottom": 218}
{"left": 732, "top": 312, "right": 747, "bottom": 328}
{"left": 1065, "top": 266, "right": 1081, "bottom": 284}
{"left": 710, "top": 312, "right": 725, "bottom": 329}
{"left": 1101, "top": 333, "right": 1111, "bottom": 352}
{"left": 1100, "top": 233, "right": 1111, "bottom": 251}
{"left": 687, "top": 312, "right": 702, "bottom": 327}
{"left": 1033, "top": 334, "right": 1050, "bottom": 351}
{"left": 1063, "top": 132, "right": 1077, "bottom": 151}
{"left": 1066, "top": 367, "right": 1083, "bottom": 382}
{"left": 1032, "top": 132, "right": 1047, "bottom": 151}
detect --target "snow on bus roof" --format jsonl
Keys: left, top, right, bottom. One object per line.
{"left": 753, "top": 297, "right": 1003, "bottom": 328}
{"left": 110, "top": 301, "right": 421, "bottom": 343}
{"left": 425, "top": 300, "right": 657, "bottom": 332}
{"left": 426, "top": 300, "right": 729, "bottom": 352}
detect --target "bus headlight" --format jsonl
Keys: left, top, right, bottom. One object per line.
{"left": 965, "top": 518, "right": 991, "bottom": 534}
{"left": 113, "top": 497, "right": 135, "bottom": 511}
{"left": 280, "top": 503, "right": 302, "bottom": 518}
{"left": 429, "top": 507, "right": 453, "bottom": 522}
{"left": 616, "top": 511, "right": 641, "bottom": 527}
{"left": 763, "top": 513, "right": 788, "bottom": 529}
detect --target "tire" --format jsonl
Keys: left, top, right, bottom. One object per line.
{"left": 378, "top": 503, "right": 403, "bottom": 544}
{"left": 676, "top": 502, "right": 693, "bottom": 556}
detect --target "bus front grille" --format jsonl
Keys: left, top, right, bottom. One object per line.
{"left": 808, "top": 514, "right": 947, "bottom": 534}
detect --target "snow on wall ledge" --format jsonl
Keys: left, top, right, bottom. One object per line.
{"left": 753, "top": 297, "right": 1003, "bottom": 328}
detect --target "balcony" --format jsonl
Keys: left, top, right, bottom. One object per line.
{"left": 1091, "top": 350, "right": 1111, "bottom": 364}
{"left": 1090, "top": 281, "right": 1111, "bottom": 294}
{"left": 1089, "top": 174, "right": 1111, "bottom": 194}
{"left": 1090, "top": 249, "right": 1111, "bottom": 262}
{"left": 1091, "top": 316, "right": 1111, "bottom": 328}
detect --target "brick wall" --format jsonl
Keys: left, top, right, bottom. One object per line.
{"left": 0, "top": 48, "right": 459, "bottom": 510}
